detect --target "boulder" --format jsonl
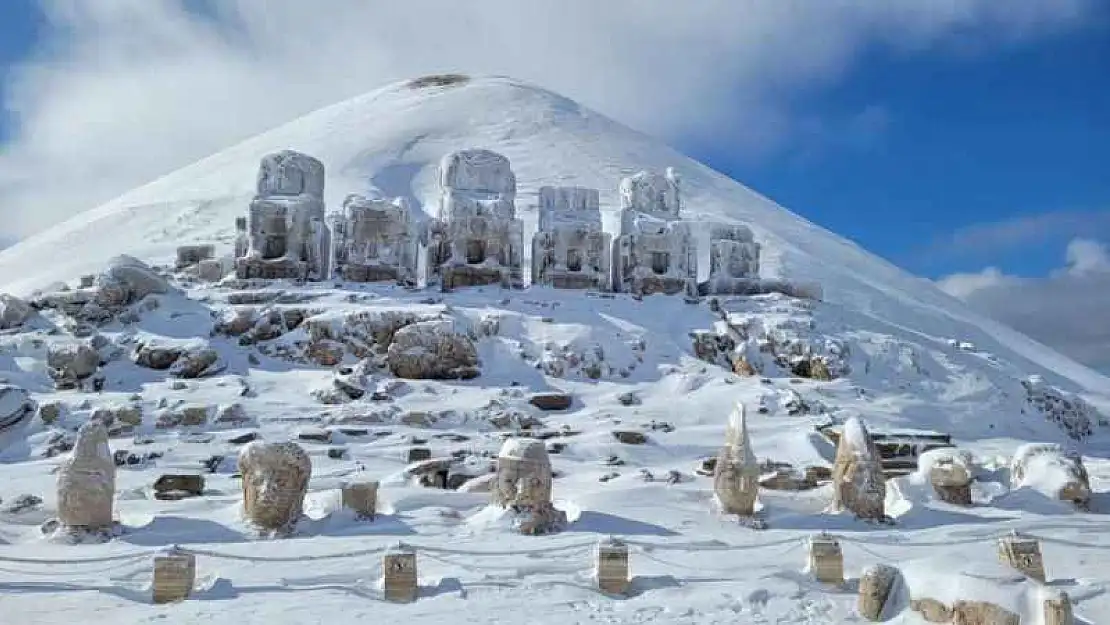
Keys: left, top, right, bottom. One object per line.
{"left": 386, "top": 320, "right": 479, "bottom": 380}
{"left": 133, "top": 343, "right": 183, "bottom": 370}
{"left": 494, "top": 438, "right": 566, "bottom": 535}
{"left": 831, "top": 417, "right": 886, "bottom": 520}
{"left": 1010, "top": 443, "right": 1091, "bottom": 508}
{"left": 56, "top": 421, "right": 116, "bottom": 531}
{"left": 922, "top": 448, "right": 974, "bottom": 505}
{"left": 169, "top": 347, "right": 222, "bottom": 379}
{"left": 47, "top": 342, "right": 99, "bottom": 389}
{"left": 612, "top": 431, "right": 647, "bottom": 445}
{"left": 95, "top": 255, "right": 171, "bottom": 306}
{"left": 0, "top": 294, "right": 33, "bottom": 330}
{"left": 528, "top": 392, "right": 573, "bottom": 411}
{"left": 238, "top": 441, "right": 311, "bottom": 534}
{"left": 153, "top": 474, "right": 205, "bottom": 500}
{"left": 0, "top": 385, "right": 36, "bottom": 432}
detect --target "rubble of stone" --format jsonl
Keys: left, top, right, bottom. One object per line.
{"left": 175, "top": 245, "right": 215, "bottom": 270}
{"left": 236, "top": 150, "right": 331, "bottom": 281}
{"left": 1021, "top": 375, "right": 1102, "bottom": 441}
{"left": 532, "top": 186, "right": 611, "bottom": 290}
{"left": 331, "top": 191, "right": 419, "bottom": 285}
{"left": 55, "top": 420, "right": 116, "bottom": 536}
{"left": 427, "top": 149, "right": 524, "bottom": 290}
{"left": 46, "top": 341, "right": 101, "bottom": 390}
{"left": 494, "top": 438, "right": 567, "bottom": 535}
{"left": 30, "top": 255, "right": 172, "bottom": 325}
{"left": 1010, "top": 443, "right": 1091, "bottom": 508}
{"left": 0, "top": 294, "right": 35, "bottom": 331}
{"left": 238, "top": 441, "right": 311, "bottom": 535}
{"left": 386, "top": 320, "right": 480, "bottom": 380}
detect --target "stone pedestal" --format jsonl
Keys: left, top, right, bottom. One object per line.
{"left": 383, "top": 546, "right": 418, "bottom": 603}
{"left": 341, "top": 480, "right": 378, "bottom": 519}
{"left": 1044, "top": 590, "right": 1073, "bottom": 625}
{"left": 857, "top": 564, "right": 899, "bottom": 621}
{"left": 997, "top": 532, "right": 1045, "bottom": 582}
{"left": 809, "top": 533, "right": 843, "bottom": 585}
{"left": 152, "top": 552, "right": 196, "bottom": 604}
{"left": 596, "top": 539, "right": 630, "bottom": 595}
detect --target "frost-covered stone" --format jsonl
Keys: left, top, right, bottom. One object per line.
{"left": 704, "top": 224, "right": 761, "bottom": 295}
{"left": 494, "top": 438, "right": 566, "bottom": 534}
{"left": 0, "top": 384, "right": 36, "bottom": 434}
{"left": 236, "top": 150, "right": 330, "bottom": 281}
{"left": 95, "top": 255, "right": 171, "bottom": 307}
{"left": 1010, "top": 443, "right": 1091, "bottom": 508}
{"left": 238, "top": 441, "right": 311, "bottom": 534}
{"left": 613, "top": 170, "right": 696, "bottom": 297}
{"left": 427, "top": 149, "right": 524, "bottom": 290}
{"left": 713, "top": 403, "right": 760, "bottom": 516}
{"left": 47, "top": 341, "right": 100, "bottom": 390}
{"left": 619, "top": 167, "right": 681, "bottom": 219}
{"left": 831, "top": 417, "right": 886, "bottom": 520}
{"left": 531, "top": 186, "right": 611, "bottom": 290}
{"left": 921, "top": 447, "right": 973, "bottom": 505}
{"left": 175, "top": 244, "right": 215, "bottom": 269}
{"left": 0, "top": 293, "right": 33, "bottom": 330}
{"left": 56, "top": 421, "right": 116, "bottom": 531}
{"left": 857, "top": 564, "right": 900, "bottom": 621}
{"left": 386, "top": 320, "right": 479, "bottom": 380}
{"left": 331, "top": 192, "right": 418, "bottom": 284}
{"left": 168, "top": 347, "right": 223, "bottom": 379}
{"left": 1021, "top": 375, "right": 1100, "bottom": 441}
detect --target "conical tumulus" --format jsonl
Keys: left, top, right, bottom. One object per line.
{"left": 831, "top": 416, "right": 886, "bottom": 520}
{"left": 713, "top": 402, "right": 760, "bottom": 516}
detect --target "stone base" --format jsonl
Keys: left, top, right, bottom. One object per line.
{"left": 1044, "top": 591, "right": 1073, "bottom": 625}
{"left": 383, "top": 549, "right": 418, "bottom": 603}
{"left": 153, "top": 553, "right": 196, "bottom": 604}
{"left": 235, "top": 257, "right": 307, "bottom": 281}
{"left": 632, "top": 275, "right": 693, "bottom": 297}
{"left": 596, "top": 541, "right": 629, "bottom": 595}
{"left": 442, "top": 264, "right": 520, "bottom": 290}
{"left": 342, "top": 264, "right": 408, "bottom": 284}
{"left": 341, "top": 481, "right": 379, "bottom": 519}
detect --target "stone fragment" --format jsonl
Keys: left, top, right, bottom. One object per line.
{"left": 238, "top": 441, "right": 311, "bottom": 534}
{"left": 493, "top": 438, "right": 566, "bottom": 535}
{"left": 831, "top": 417, "right": 886, "bottom": 520}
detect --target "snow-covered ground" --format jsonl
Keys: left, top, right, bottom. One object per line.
{"left": 1, "top": 75, "right": 1108, "bottom": 624}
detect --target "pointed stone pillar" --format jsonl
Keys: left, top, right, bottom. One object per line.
{"left": 713, "top": 402, "right": 760, "bottom": 516}
{"left": 831, "top": 417, "right": 886, "bottom": 520}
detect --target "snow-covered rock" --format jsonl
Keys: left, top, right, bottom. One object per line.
{"left": 46, "top": 341, "right": 99, "bottom": 390}
{"left": 831, "top": 417, "right": 886, "bottom": 520}
{"left": 0, "top": 384, "right": 35, "bottom": 433}
{"left": 0, "top": 294, "right": 33, "bottom": 330}
{"left": 531, "top": 186, "right": 611, "bottom": 290}
{"left": 238, "top": 441, "right": 311, "bottom": 534}
{"left": 386, "top": 320, "right": 479, "bottom": 380}
{"left": 55, "top": 421, "right": 115, "bottom": 532}
{"left": 1010, "top": 443, "right": 1091, "bottom": 508}
{"left": 331, "top": 192, "right": 418, "bottom": 284}
{"left": 95, "top": 254, "right": 171, "bottom": 306}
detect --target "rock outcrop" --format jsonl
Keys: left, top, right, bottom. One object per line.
{"left": 831, "top": 417, "right": 886, "bottom": 520}
{"left": 386, "top": 320, "right": 479, "bottom": 380}
{"left": 56, "top": 421, "right": 116, "bottom": 533}
{"left": 238, "top": 441, "right": 311, "bottom": 534}
{"left": 493, "top": 438, "right": 566, "bottom": 535}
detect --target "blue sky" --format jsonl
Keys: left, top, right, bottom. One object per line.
{"left": 0, "top": 1, "right": 1107, "bottom": 370}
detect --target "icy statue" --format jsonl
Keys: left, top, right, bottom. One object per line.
{"left": 331, "top": 192, "right": 419, "bottom": 285}
{"left": 713, "top": 402, "right": 761, "bottom": 519}
{"left": 238, "top": 441, "right": 312, "bottom": 535}
{"left": 703, "top": 224, "right": 761, "bottom": 295}
{"left": 56, "top": 420, "right": 116, "bottom": 534}
{"left": 494, "top": 438, "right": 567, "bottom": 535}
{"left": 531, "top": 186, "right": 612, "bottom": 290}
{"left": 612, "top": 168, "right": 698, "bottom": 297}
{"left": 831, "top": 417, "right": 887, "bottom": 521}
{"left": 235, "top": 150, "right": 331, "bottom": 281}
{"left": 426, "top": 149, "right": 524, "bottom": 290}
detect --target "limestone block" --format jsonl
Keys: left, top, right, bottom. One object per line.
{"left": 857, "top": 564, "right": 899, "bottom": 621}
{"left": 341, "top": 480, "right": 379, "bottom": 519}
{"left": 596, "top": 538, "right": 630, "bottom": 595}
{"left": 152, "top": 552, "right": 196, "bottom": 604}
{"left": 923, "top": 448, "right": 974, "bottom": 505}
{"left": 494, "top": 438, "right": 567, "bottom": 535}
{"left": 713, "top": 402, "right": 760, "bottom": 516}
{"left": 56, "top": 421, "right": 116, "bottom": 531}
{"left": 831, "top": 417, "right": 886, "bottom": 520}
{"left": 383, "top": 546, "right": 418, "bottom": 603}
{"left": 1044, "top": 590, "right": 1074, "bottom": 625}
{"left": 238, "top": 441, "right": 311, "bottom": 534}
{"left": 997, "top": 532, "right": 1045, "bottom": 582}
{"left": 808, "top": 533, "right": 843, "bottom": 585}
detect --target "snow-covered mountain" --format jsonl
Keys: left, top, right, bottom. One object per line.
{"left": 0, "top": 75, "right": 1107, "bottom": 624}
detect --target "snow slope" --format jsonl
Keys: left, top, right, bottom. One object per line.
{"left": 1, "top": 74, "right": 1105, "bottom": 394}
{"left": 1, "top": 75, "right": 1109, "bottom": 624}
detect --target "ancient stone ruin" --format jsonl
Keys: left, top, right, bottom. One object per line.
{"left": 55, "top": 420, "right": 116, "bottom": 535}
{"left": 331, "top": 192, "right": 419, "bottom": 285}
{"left": 238, "top": 441, "right": 311, "bottom": 535}
{"left": 493, "top": 438, "right": 567, "bottom": 535}
{"left": 713, "top": 402, "right": 761, "bottom": 518}
{"left": 427, "top": 149, "right": 524, "bottom": 290}
{"left": 612, "top": 168, "right": 698, "bottom": 296}
{"left": 831, "top": 417, "right": 887, "bottom": 521}
{"left": 531, "top": 186, "right": 611, "bottom": 290}
{"left": 703, "top": 224, "right": 761, "bottom": 295}
{"left": 236, "top": 150, "right": 331, "bottom": 281}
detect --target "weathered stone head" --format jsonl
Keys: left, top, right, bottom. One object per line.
{"left": 56, "top": 420, "right": 116, "bottom": 531}
{"left": 494, "top": 438, "right": 566, "bottom": 534}
{"left": 714, "top": 402, "right": 760, "bottom": 516}
{"left": 256, "top": 150, "right": 325, "bottom": 199}
{"left": 238, "top": 441, "right": 312, "bottom": 534}
{"left": 439, "top": 149, "right": 516, "bottom": 197}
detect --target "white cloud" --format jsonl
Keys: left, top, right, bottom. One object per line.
{"left": 938, "top": 239, "right": 1110, "bottom": 373}
{"left": 0, "top": 0, "right": 1097, "bottom": 239}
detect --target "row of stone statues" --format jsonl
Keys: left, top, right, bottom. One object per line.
{"left": 230, "top": 148, "right": 762, "bottom": 296}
